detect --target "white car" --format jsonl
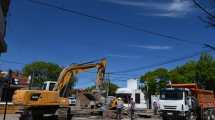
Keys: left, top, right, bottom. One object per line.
{"left": 68, "top": 96, "right": 76, "bottom": 106}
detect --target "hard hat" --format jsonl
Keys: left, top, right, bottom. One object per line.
{"left": 117, "top": 97, "right": 121, "bottom": 100}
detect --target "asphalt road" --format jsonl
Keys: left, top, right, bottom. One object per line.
{"left": 72, "top": 116, "right": 161, "bottom": 120}
{"left": 0, "top": 114, "right": 161, "bottom": 120}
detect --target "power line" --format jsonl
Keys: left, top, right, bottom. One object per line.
{"left": 109, "top": 72, "right": 141, "bottom": 77}
{"left": 193, "top": 0, "right": 215, "bottom": 19}
{"left": 0, "top": 49, "right": 212, "bottom": 75}
{"left": 28, "top": 0, "right": 202, "bottom": 46}
{"left": 83, "top": 71, "right": 140, "bottom": 78}
{"left": 204, "top": 44, "right": 215, "bottom": 50}
{"left": 109, "top": 76, "right": 134, "bottom": 80}
{"left": 111, "top": 50, "right": 212, "bottom": 74}
{"left": 0, "top": 57, "right": 106, "bottom": 66}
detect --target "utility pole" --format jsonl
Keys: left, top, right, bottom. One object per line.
{"left": 3, "top": 70, "right": 12, "bottom": 120}
{"left": 28, "top": 71, "right": 34, "bottom": 90}
{"left": 106, "top": 73, "right": 110, "bottom": 102}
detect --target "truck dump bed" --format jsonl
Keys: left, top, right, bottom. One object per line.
{"left": 192, "top": 88, "right": 215, "bottom": 109}
{"left": 170, "top": 83, "right": 215, "bottom": 109}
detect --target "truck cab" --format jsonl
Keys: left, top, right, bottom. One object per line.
{"left": 159, "top": 88, "right": 193, "bottom": 119}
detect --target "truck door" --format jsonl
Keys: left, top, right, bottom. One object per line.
{"left": 185, "top": 90, "right": 192, "bottom": 110}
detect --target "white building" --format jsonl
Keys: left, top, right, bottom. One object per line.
{"left": 115, "top": 79, "right": 147, "bottom": 110}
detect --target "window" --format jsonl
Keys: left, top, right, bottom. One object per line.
{"left": 135, "top": 93, "right": 140, "bottom": 104}
{"left": 49, "top": 83, "right": 56, "bottom": 91}
{"left": 160, "top": 89, "right": 183, "bottom": 100}
{"left": 185, "top": 91, "right": 189, "bottom": 105}
{"left": 41, "top": 83, "right": 47, "bottom": 90}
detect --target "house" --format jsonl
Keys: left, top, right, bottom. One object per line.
{"left": 0, "top": 71, "right": 29, "bottom": 102}
{"left": 0, "top": 71, "right": 28, "bottom": 113}
{"left": 115, "top": 79, "right": 147, "bottom": 110}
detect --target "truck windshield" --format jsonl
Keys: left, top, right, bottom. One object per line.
{"left": 160, "top": 89, "right": 183, "bottom": 100}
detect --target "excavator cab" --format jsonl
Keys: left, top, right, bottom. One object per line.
{"left": 41, "top": 81, "right": 57, "bottom": 91}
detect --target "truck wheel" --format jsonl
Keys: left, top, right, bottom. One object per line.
{"left": 210, "top": 110, "right": 215, "bottom": 120}
{"left": 204, "top": 111, "right": 210, "bottom": 120}
{"left": 187, "top": 112, "right": 197, "bottom": 120}
{"left": 162, "top": 118, "right": 168, "bottom": 120}
{"left": 162, "top": 116, "right": 168, "bottom": 120}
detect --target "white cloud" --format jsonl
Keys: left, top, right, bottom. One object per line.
{"left": 168, "top": 0, "right": 192, "bottom": 12}
{"left": 102, "top": 0, "right": 194, "bottom": 17}
{"left": 102, "top": 0, "right": 168, "bottom": 10}
{"left": 108, "top": 54, "right": 141, "bottom": 58}
{"left": 145, "top": 12, "right": 185, "bottom": 17}
{"left": 130, "top": 45, "right": 173, "bottom": 50}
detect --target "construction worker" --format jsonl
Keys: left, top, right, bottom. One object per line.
{"left": 89, "top": 100, "right": 96, "bottom": 115}
{"left": 153, "top": 100, "right": 158, "bottom": 115}
{"left": 110, "top": 97, "right": 117, "bottom": 110}
{"left": 116, "top": 97, "right": 124, "bottom": 120}
{"left": 129, "top": 98, "right": 135, "bottom": 120}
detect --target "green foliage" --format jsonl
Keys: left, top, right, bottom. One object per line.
{"left": 141, "top": 52, "right": 215, "bottom": 94}
{"left": 169, "top": 61, "right": 197, "bottom": 84}
{"left": 196, "top": 53, "right": 215, "bottom": 90}
{"left": 86, "top": 82, "right": 119, "bottom": 96}
{"left": 176, "top": 61, "right": 197, "bottom": 82}
{"left": 140, "top": 68, "right": 169, "bottom": 95}
{"left": 23, "top": 61, "right": 62, "bottom": 84}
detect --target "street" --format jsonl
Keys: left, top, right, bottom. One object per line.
{"left": 0, "top": 114, "right": 161, "bottom": 120}
{"left": 0, "top": 1, "right": 215, "bottom": 120}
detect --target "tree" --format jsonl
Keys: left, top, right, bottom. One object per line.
{"left": 169, "top": 61, "right": 197, "bottom": 84}
{"left": 23, "top": 61, "right": 62, "bottom": 85}
{"left": 193, "top": 0, "right": 215, "bottom": 27}
{"left": 196, "top": 52, "right": 215, "bottom": 91}
{"left": 86, "top": 82, "right": 119, "bottom": 96}
{"left": 169, "top": 70, "right": 188, "bottom": 83}
{"left": 179, "top": 61, "right": 197, "bottom": 83}
{"left": 140, "top": 68, "right": 169, "bottom": 95}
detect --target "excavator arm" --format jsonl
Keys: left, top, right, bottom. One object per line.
{"left": 12, "top": 59, "right": 106, "bottom": 120}
{"left": 53, "top": 59, "right": 107, "bottom": 94}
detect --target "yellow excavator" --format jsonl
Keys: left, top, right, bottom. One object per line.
{"left": 12, "top": 59, "right": 107, "bottom": 120}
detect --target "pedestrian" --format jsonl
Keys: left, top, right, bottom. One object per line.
{"left": 153, "top": 100, "right": 158, "bottom": 115}
{"left": 116, "top": 97, "right": 124, "bottom": 120}
{"left": 129, "top": 98, "right": 135, "bottom": 120}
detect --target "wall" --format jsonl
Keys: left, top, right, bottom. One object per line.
{"left": 127, "top": 79, "right": 138, "bottom": 90}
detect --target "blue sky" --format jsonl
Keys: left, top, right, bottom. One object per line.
{"left": 1, "top": 0, "right": 215, "bottom": 88}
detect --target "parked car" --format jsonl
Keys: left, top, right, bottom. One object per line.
{"left": 68, "top": 96, "right": 76, "bottom": 106}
